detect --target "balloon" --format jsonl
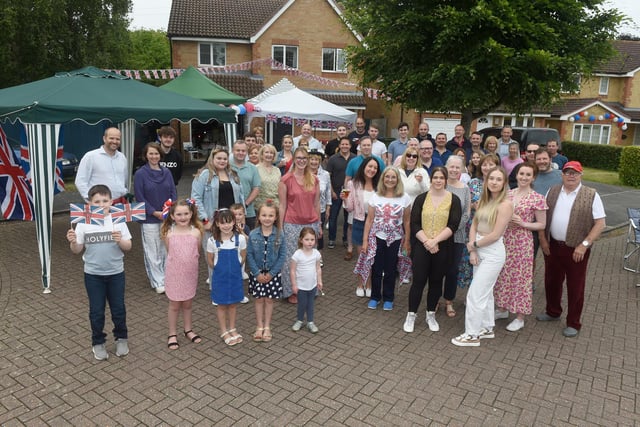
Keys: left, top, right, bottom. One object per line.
{"left": 254, "top": 106, "right": 262, "bottom": 112}
{"left": 598, "top": 115, "right": 604, "bottom": 121}
{"left": 231, "top": 105, "right": 241, "bottom": 114}
{"left": 611, "top": 116, "right": 617, "bottom": 122}
{"left": 618, "top": 120, "right": 624, "bottom": 127}
{"left": 588, "top": 115, "right": 596, "bottom": 122}
{"left": 238, "top": 105, "right": 247, "bottom": 115}
{"left": 622, "top": 124, "right": 628, "bottom": 131}
{"left": 244, "top": 102, "right": 254, "bottom": 113}
{"left": 604, "top": 113, "right": 611, "bottom": 119}
{"left": 574, "top": 114, "right": 581, "bottom": 121}
{"left": 569, "top": 116, "right": 575, "bottom": 122}
{"left": 583, "top": 110, "right": 589, "bottom": 116}
{"left": 579, "top": 111, "right": 586, "bottom": 117}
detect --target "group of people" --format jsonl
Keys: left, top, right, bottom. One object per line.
{"left": 67, "top": 121, "right": 605, "bottom": 360}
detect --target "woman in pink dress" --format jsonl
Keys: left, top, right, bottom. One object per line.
{"left": 494, "top": 163, "right": 547, "bottom": 332}
{"left": 161, "top": 199, "right": 204, "bottom": 349}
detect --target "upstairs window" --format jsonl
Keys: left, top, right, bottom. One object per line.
{"left": 272, "top": 45, "right": 298, "bottom": 69}
{"left": 599, "top": 77, "right": 610, "bottom": 95}
{"left": 322, "top": 48, "right": 347, "bottom": 73}
{"left": 199, "top": 43, "right": 225, "bottom": 66}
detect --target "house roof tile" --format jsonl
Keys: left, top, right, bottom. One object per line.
{"left": 168, "top": 0, "right": 289, "bottom": 39}
{"left": 309, "top": 91, "right": 366, "bottom": 108}
{"left": 596, "top": 40, "right": 640, "bottom": 74}
{"left": 208, "top": 74, "right": 264, "bottom": 99}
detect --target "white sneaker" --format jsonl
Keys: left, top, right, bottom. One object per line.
{"left": 478, "top": 328, "right": 495, "bottom": 339}
{"left": 292, "top": 320, "right": 304, "bottom": 331}
{"left": 365, "top": 288, "right": 372, "bottom": 298}
{"left": 155, "top": 286, "right": 165, "bottom": 294}
{"left": 426, "top": 311, "right": 439, "bottom": 332}
{"left": 451, "top": 334, "right": 480, "bottom": 347}
{"left": 115, "top": 339, "right": 129, "bottom": 357}
{"left": 356, "top": 287, "right": 365, "bottom": 297}
{"left": 495, "top": 309, "right": 509, "bottom": 320}
{"left": 307, "top": 322, "right": 319, "bottom": 333}
{"left": 403, "top": 312, "right": 416, "bottom": 333}
{"left": 241, "top": 296, "right": 250, "bottom": 304}
{"left": 506, "top": 318, "right": 525, "bottom": 332}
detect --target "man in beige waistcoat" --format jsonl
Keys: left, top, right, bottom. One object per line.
{"left": 536, "top": 161, "right": 605, "bottom": 337}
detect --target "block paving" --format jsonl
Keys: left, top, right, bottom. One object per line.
{"left": 0, "top": 168, "right": 638, "bottom": 425}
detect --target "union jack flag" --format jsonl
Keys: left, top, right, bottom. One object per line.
{"left": 19, "top": 125, "right": 65, "bottom": 194}
{"left": 327, "top": 121, "right": 337, "bottom": 130}
{"left": 265, "top": 114, "right": 278, "bottom": 123}
{"left": 0, "top": 127, "right": 34, "bottom": 220}
{"left": 69, "top": 204, "right": 105, "bottom": 225}
{"left": 281, "top": 116, "right": 293, "bottom": 125}
{"left": 295, "top": 118, "right": 308, "bottom": 127}
{"left": 110, "top": 202, "right": 146, "bottom": 224}
{"left": 312, "top": 120, "right": 323, "bottom": 129}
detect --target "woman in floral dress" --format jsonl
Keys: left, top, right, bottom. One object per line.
{"left": 494, "top": 163, "right": 547, "bottom": 332}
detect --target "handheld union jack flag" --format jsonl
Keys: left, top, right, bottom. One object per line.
{"left": 110, "top": 202, "right": 146, "bottom": 224}
{"left": 69, "top": 204, "right": 105, "bottom": 225}
{"left": 0, "top": 127, "right": 34, "bottom": 221}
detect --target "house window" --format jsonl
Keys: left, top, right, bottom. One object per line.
{"left": 272, "top": 45, "right": 298, "bottom": 69}
{"left": 572, "top": 124, "right": 611, "bottom": 144}
{"left": 322, "top": 48, "right": 347, "bottom": 73}
{"left": 599, "top": 77, "right": 609, "bottom": 95}
{"left": 561, "top": 74, "right": 581, "bottom": 94}
{"left": 199, "top": 43, "right": 225, "bottom": 66}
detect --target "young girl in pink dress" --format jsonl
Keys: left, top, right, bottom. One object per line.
{"left": 161, "top": 199, "right": 204, "bottom": 350}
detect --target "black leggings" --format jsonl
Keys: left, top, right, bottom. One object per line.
{"left": 408, "top": 243, "right": 450, "bottom": 312}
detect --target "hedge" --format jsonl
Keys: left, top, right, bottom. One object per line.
{"left": 561, "top": 141, "right": 622, "bottom": 171}
{"left": 619, "top": 146, "right": 640, "bottom": 187}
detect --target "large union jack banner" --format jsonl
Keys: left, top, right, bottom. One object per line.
{"left": 110, "top": 202, "right": 146, "bottom": 224}
{"left": 0, "top": 127, "right": 34, "bottom": 220}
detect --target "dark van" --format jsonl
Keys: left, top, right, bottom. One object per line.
{"left": 480, "top": 127, "right": 561, "bottom": 153}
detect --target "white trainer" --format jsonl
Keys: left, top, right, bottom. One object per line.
{"left": 403, "top": 312, "right": 417, "bottom": 333}
{"left": 426, "top": 311, "right": 439, "bottom": 332}
{"left": 506, "top": 318, "right": 525, "bottom": 332}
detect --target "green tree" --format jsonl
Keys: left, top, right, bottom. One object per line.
{"left": 342, "top": 0, "right": 624, "bottom": 132}
{"left": 125, "top": 29, "right": 171, "bottom": 70}
{"left": 0, "top": 0, "right": 131, "bottom": 88}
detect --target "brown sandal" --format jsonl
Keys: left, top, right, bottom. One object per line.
{"left": 445, "top": 302, "right": 456, "bottom": 318}
{"left": 344, "top": 250, "right": 353, "bottom": 261}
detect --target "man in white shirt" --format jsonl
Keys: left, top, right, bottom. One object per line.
{"left": 361, "top": 123, "right": 388, "bottom": 164}
{"left": 498, "top": 125, "right": 518, "bottom": 158}
{"left": 75, "top": 127, "right": 128, "bottom": 202}
{"left": 537, "top": 161, "right": 605, "bottom": 338}
{"left": 293, "top": 123, "right": 323, "bottom": 152}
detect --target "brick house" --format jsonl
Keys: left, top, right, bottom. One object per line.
{"left": 168, "top": 0, "right": 372, "bottom": 146}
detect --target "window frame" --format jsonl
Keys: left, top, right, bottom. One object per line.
{"left": 272, "top": 44, "right": 299, "bottom": 69}
{"left": 572, "top": 124, "right": 611, "bottom": 145}
{"left": 322, "top": 48, "right": 347, "bottom": 73}
{"left": 198, "top": 42, "right": 226, "bottom": 66}
{"left": 599, "top": 77, "right": 610, "bottom": 95}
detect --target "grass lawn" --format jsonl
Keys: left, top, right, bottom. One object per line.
{"left": 582, "top": 167, "right": 622, "bottom": 186}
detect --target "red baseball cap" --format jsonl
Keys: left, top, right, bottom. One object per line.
{"left": 563, "top": 161, "right": 583, "bottom": 173}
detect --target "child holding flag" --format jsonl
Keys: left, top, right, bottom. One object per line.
{"left": 66, "top": 184, "right": 132, "bottom": 361}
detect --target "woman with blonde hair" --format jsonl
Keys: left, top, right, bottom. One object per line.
{"left": 484, "top": 136, "right": 500, "bottom": 159}
{"left": 356, "top": 167, "right": 412, "bottom": 311}
{"left": 398, "top": 147, "right": 430, "bottom": 203}
{"left": 278, "top": 147, "right": 321, "bottom": 303}
{"left": 451, "top": 167, "right": 512, "bottom": 347}
{"left": 255, "top": 144, "right": 281, "bottom": 209}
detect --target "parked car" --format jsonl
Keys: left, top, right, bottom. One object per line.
{"left": 10, "top": 141, "right": 79, "bottom": 179}
{"left": 480, "top": 127, "right": 561, "bottom": 153}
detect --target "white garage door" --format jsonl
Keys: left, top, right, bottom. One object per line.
{"left": 424, "top": 118, "right": 460, "bottom": 140}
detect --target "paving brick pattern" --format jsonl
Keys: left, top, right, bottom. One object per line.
{"left": 1, "top": 172, "right": 638, "bottom": 425}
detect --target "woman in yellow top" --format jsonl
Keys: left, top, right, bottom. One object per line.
{"left": 403, "top": 166, "right": 462, "bottom": 333}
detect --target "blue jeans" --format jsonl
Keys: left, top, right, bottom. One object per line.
{"left": 297, "top": 287, "right": 317, "bottom": 322}
{"left": 84, "top": 272, "right": 128, "bottom": 345}
{"left": 328, "top": 196, "right": 348, "bottom": 243}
